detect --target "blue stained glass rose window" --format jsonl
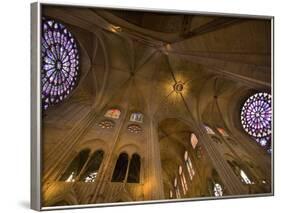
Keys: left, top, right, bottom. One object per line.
{"left": 241, "top": 92, "right": 272, "bottom": 149}
{"left": 41, "top": 18, "right": 79, "bottom": 109}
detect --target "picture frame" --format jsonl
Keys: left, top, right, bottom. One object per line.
{"left": 31, "top": 1, "right": 274, "bottom": 211}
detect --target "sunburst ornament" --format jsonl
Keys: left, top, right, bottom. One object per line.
{"left": 173, "top": 81, "right": 184, "bottom": 93}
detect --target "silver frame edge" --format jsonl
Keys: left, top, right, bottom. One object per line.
{"left": 31, "top": 2, "right": 42, "bottom": 211}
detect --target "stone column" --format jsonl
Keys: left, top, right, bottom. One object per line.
{"left": 144, "top": 114, "right": 165, "bottom": 200}
{"left": 230, "top": 129, "right": 272, "bottom": 181}
{"left": 181, "top": 94, "right": 248, "bottom": 195}
{"left": 198, "top": 129, "right": 248, "bottom": 195}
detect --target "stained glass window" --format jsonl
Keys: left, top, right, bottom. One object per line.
{"left": 42, "top": 18, "right": 80, "bottom": 110}
{"left": 174, "top": 177, "right": 181, "bottom": 199}
{"left": 213, "top": 183, "right": 223, "bottom": 197}
{"left": 169, "top": 190, "right": 173, "bottom": 199}
{"left": 130, "top": 112, "right": 143, "bottom": 123}
{"left": 80, "top": 150, "right": 104, "bottom": 183}
{"left": 190, "top": 133, "right": 198, "bottom": 149}
{"left": 227, "top": 160, "right": 253, "bottom": 185}
{"left": 184, "top": 151, "right": 195, "bottom": 180}
{"left": 204, "top": 125, "right": 215, "bottom": 135}
{"left": 178, "top": 165, "right": 188, "bottom": 195}
{"left": 174, "top": 177, "right": 177, "bottom": 187}
{"left": 104, "top": 109, "right": 121, "bottom": 119}
{"left": 217, "top": 128, "right": 229, "bottom": 137}
{"left": 240, "top": 170, "right": 252, "bottom": 184}
{"left": 60, "top": 149, "right": 90, "bottom": 182}
{"left": 241, "top": 92, "right": 272, "bottom": 150}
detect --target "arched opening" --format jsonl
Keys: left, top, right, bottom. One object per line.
{"left": 178, "top": 165, "right": 188, "bottom": 195}
{"left": 173, "top": 177, "right": 181, "bottom": 199}
{"left": 60, "top": 149, "right": 90, "bottom": 182}
{"left": 204, "top": 124, "right": 216, "bottom": 135}
{"left": 158, "top": 118, "right": 213, "bottom": 199}
{"left": 80, "top": 150, "right": 104, "bottom": 182}
{"left": 210, "top": 169, "right": 225, "bottom": 197}
{"left": 184, "top": 150, "right": 195, "bottom": 180}
{"left": 226, "top": 160, "right": 253, "bottom": 185}
{"left": 169, "top": 189, "right": 173, "bottom": 199}
{"left": 190, "top": 133, "right": 198, "bottom": 149}
{"left": 217, "top": 128, "right": 229, "bottom": 137}
{"left": 111, "top": 153, "right": 129, "bottom": 182}
{"left": 127, "top": 153, "right": 141, "bottom": 183}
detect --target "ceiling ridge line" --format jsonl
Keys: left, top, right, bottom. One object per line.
{"left": 163, "top": 50, "right": 271, "bottom": 68}
{"left": 134, "top": 50, "right": 159, "bottom": 74}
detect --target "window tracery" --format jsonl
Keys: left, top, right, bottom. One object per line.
{"left": 241, "top": 92, "right": 271, "bottom": 151}
{"left": 127, "top": 124, "right": 142, "bottom": 134}
{"left": 60, "top": 149, "right": 90, "bottom": 182}
{"left": 42, "top": 17, "right": 79, "bottom": 110}
{"left": 98, "top": 120, "right": 115, "bottom": 129}
{"left": 127, "top": 154, "right": 141, "bottom": 183}
{"left": 80, "top": 150, "right": 104, "bottom": 183}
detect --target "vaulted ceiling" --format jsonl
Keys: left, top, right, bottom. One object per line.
{"left": 43, "top": 6, "right": 271, "bottom": 126}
